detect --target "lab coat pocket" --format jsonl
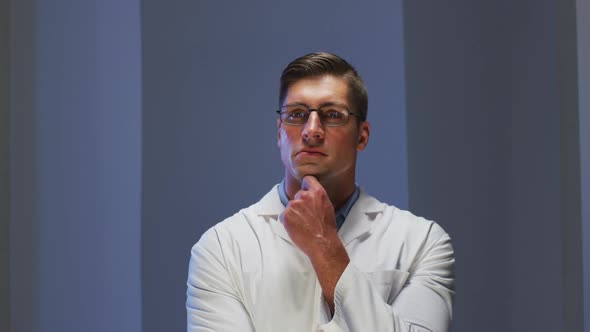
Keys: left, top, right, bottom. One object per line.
{"left": 367, "top": 269, "right": 409, "bottom": 304}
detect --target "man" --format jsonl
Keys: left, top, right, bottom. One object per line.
{"left": 187, "top": 52, "right": 455, "bottom": 332}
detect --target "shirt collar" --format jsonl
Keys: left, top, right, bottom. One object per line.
{"left": 277, "top": 178, "right": 360, "bottom": 230}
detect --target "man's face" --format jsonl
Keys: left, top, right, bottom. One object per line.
{"left": 277, "top": 75, "right": 370, "bottom": 185}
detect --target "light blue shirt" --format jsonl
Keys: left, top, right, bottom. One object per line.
{"left": 277, "top": 179, "right": 360, "bottom": 230}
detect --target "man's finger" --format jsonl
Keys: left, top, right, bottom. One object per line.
{"left": 301, "top": 175, "right": 320, "bottom": 191}
{"left": 278, "top": 211, "right": 285, "bottom": 224}
{"left": 294, "top": 190, "right": 303, "bottom": 200}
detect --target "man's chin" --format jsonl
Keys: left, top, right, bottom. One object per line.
{"left": 296, "top": 170, "right": 329, "bottom": 183}
{"left": 299, "top": 173, "right": 322, "bottom": 182}
{"left": 291, "top": 169, "right": 325, "bottom": 182}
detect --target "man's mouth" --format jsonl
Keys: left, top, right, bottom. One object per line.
{"left": 296, "top": 149, "right": 327, "bottom": 157}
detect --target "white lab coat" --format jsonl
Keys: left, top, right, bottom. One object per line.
{"left": 187, "top": 185, "right": 454, "bottom": 332}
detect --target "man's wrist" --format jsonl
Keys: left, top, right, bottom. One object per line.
{"left": 309, "top": 237, "right": 350, "bottom": 273}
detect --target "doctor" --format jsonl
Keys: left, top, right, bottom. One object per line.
{"left": 187, "top": 52, "right": 455, "bottom": 332}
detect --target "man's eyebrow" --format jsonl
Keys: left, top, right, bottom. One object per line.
{"left": 318, "top": 102, "right": 349, "bottom": 109}
{"left": 282, "top": 102, "right": 348, "bottom": 108}
{"left": 282, "top": 102, "right": 309, "bottom": 108}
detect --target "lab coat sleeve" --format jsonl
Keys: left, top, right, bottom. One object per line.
{"left": 321, "top": 225, "right": 455, "bottom": 332}
{"left": 186, "top": 228, "right": 255, "bottom": 332}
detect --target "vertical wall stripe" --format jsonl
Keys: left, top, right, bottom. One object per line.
{"left": 558, "top": 0, "right": 584, "bottom": 331}
{"left": 0, "top": 0, "right": 11, "bottom": 329}
{"left": 9, "top": 0, "right": 39, "bottom": 330}
{"left": 577, "top": 0, "right": 590, "bottom": 331}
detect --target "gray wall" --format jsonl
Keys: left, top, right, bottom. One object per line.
{"left": 578, "top": 0, "right": 590, "bottom": 330}
{"left": 404, "top": 0, "right": 585, "bottom": 331}
{"left": 4, "top": 0, "right": 589, "bottom": 331}
{"left": 140, "top": 1, "right": 408, "bottom": 331}
{"left": 404, "top": 2, "right": 513, "bottom": 330}
{"left": 1, "top": 0, "right": 10, "bottom": 330}
{"left": 9, "top": 1, "right": 38, "bottom": 330}
{"left": 9, "top": 1, "right": 143, "bottom": 331}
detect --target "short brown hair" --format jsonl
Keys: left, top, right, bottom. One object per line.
{"left": 279, "top": 52, "right": 368, "bottom": 122}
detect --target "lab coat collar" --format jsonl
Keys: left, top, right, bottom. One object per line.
{"left": 254, "top": 184, "right": 386, "bottom": 247}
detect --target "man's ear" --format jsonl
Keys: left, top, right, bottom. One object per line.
{"left": 356, "top": 121, "right": 370, "bottom": 151}
{"left": 277, "top": 118, "right": 282, "bottom": 148}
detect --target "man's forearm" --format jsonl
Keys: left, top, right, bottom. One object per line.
{"left": 308, "top": 233, "right": 350, "bottom": 313}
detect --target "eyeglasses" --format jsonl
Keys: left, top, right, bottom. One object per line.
{"left": 276, "top": 104, "right": 360, "bottom": 127}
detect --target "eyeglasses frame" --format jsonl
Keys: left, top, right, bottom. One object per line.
{"left": 276, "top": 103, "right": 361, "bottom": 127}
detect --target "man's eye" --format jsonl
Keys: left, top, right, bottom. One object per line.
{"left": 322, "top": 110, "right": 344, "bottom": 119}
{"left": 288, "top": 111, "right": 307, "bottom": 119}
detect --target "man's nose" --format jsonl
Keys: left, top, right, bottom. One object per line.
{"left": 302, "top": 111, "right": 324, "bottom": 141}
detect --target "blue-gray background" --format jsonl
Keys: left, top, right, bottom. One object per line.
{"left": 2, "top": 0, "right": 589, "bottom": 331}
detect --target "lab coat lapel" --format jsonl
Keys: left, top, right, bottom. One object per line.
{"left": 254, "top": 185, "right": 293, "bottom": 245}
{"left": 338, "top": 189, "right": 385, "bottom": 247}
{"left": 254, "top": 185, "right": 386, "bottom": 247}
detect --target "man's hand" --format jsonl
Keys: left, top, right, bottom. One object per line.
{"left": 280, "top": 176, "right": 339, "bottom": 258}
{"left": 280, "top": 176, "right": 350, "bottom": 313}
